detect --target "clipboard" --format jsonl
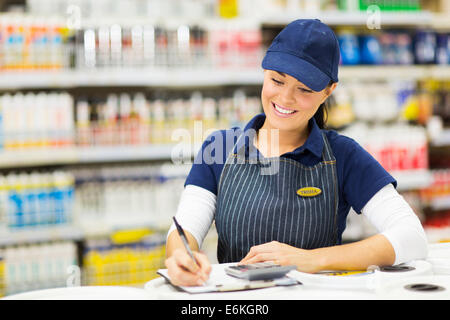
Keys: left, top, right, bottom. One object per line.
{"left": 156, "top": 263, "right": 301, "bottom": 294}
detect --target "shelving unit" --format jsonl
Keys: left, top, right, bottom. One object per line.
{"left": 0, "top": 65, "right": 449, "bottom": 90}
{"left": 0, "top": 225, "right": 84, "bottom": 246}
{"left": 259, "top": 10, "right": 435, "bottom": 27}
{"left": 0, "top": 144, "right": 193, "bottom": 168}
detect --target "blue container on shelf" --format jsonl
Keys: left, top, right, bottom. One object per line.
{"left": 436, "top": 33, "right": 450, "bottom": 65}
{"left": 379, "top": 32, "right": 397, "bottom": 65}
{"left": 414, "top": 30, "right": 437, "bottom": 65}
{"left": 359, "top": 34, "right": 383, "bottom": 65}
{"left": 338, "top": 30, "right": 361, "bottom": 65}
{"left": 395, "top": 32, "right": 414, "bottom": 65}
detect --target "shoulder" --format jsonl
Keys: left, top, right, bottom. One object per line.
{"left": 323, "top": 129, "right": 362, "bottom": 159}
{"left": 198, "top": 127, "right": 242, "bottom": 157}
{"left": 186, "top": 126, "right": 242, "bottom": 195}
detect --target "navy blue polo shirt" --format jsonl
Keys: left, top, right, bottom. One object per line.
{"left": 185, "top": 113, "right": 397, "bottom": 243}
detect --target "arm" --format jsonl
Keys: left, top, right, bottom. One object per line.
{"left": 312, "top": 234, "right": 395, "bottom": 271}
{"left": 239, "top": 235, "right": 394, "bottom": 273}
{"left": 240, "top": 184, "right": 427, "bottom": 272}
{"left": 166, "top": 228, "right": 200, "bottom": 258}
{"left": 165, "top": 184, "right": 216, "bottom": 285}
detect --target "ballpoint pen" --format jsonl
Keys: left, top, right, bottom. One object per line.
{"left": 173, "top": 216, "right": 200, "bottom": 267}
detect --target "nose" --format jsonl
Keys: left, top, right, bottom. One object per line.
{"left": 278, "top": 87, "right": 296, "bottom": 106}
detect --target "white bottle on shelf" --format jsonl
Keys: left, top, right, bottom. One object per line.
{"left": 0, "top": 176, "right": 7, "bottom": 233}
{"left": 5, "top": 173, "right": 19, "bottom": 229}
{"left": 24, "top": 93, "right": 37, "bottom": 148}
{"left": 1, "top": 94, "right": 12, "bottom": 149}
{"left": 35, "top": 92, "right": 48, "bottom": 148}
{"left": 60, "top": 93, "right": 75, "bottom": 146}
{"left": 5, "top": 247, "right": 18, "bottom": 294}
{"left": 12, "top": 93, "right": 25, "bottom": 149}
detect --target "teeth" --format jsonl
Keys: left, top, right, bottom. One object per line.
{"left": 274, "top": 103, "right": 295, "bottom": 114}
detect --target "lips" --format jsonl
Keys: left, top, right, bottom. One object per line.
{"left": 272, "top": 102, "right": 298, "bottom": 118}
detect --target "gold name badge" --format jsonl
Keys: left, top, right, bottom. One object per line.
{"left": 297, "top": 187, "right": 322, "bottom": 197}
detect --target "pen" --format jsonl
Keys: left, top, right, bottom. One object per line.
{"left": 173, "top": 216, "right": 200, "bottom": 267}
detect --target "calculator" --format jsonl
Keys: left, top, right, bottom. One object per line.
{"left": 225, "top": 262, "right": 296, "bottom": 281}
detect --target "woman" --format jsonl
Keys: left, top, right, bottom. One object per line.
{"left": 165, "top": 19, "right": 428, "bottom": 286}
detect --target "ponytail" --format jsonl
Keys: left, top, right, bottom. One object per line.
{"left": 313, "top": 81, "right": 334, "bottom": 129}
{"left": 313, "top": 102, "right": 328, "bottom": 129}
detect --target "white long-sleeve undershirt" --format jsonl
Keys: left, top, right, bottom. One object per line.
{"left": 167, "top": 183, "right": 428, "bottom": 265}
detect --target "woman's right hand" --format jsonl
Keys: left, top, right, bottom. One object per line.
{"left": 165, "top": 248, "right": 212, "bottom": 286}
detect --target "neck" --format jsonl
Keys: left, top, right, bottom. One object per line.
{"left": 255, "top": 120, "right": 310, "bottom": 157}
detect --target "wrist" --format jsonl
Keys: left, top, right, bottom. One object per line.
{"left": 311, "top": 247, "right": 331, "bottom": 272}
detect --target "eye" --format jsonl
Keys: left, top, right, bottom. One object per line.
{"left": 298, "top": 87, "right": 313, "bottom": 94}
{"left": 271, "top": 78, "right": 283, "bottom": 85}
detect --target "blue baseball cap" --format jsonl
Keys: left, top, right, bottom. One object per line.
{"left": 262, "top": 19, "right": 340, "bottom": 92}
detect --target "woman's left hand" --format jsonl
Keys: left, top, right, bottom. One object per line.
{"left": 239, "top": 241, "right": 323, "bottom": 273}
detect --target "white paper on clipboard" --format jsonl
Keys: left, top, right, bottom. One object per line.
{"left": 156, "top": 263, "right": 300, "bottom": 294}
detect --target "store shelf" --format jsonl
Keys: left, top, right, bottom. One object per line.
{"left": 391, "top": 169, "right": 433, "bottom": 191}
{"left": 77, "top": 144, "right": 193, "bottom": 163}
{"left": 1, "top": 65, "right": 449, "bottom": 89}
{"left": 429, "top": 196, "right": 450, "bottom": 211}
{"left": 0, "top": 68, "right": 265, "bottom": 89}
{"left": 338, "top": 65, "right": 431, "bottom": 80}
{"left": 429, "top": 66, "right": 450, "bottom": 80}
{"left": 430, "top": 13, "right": 450, "bottom": 30}
{"left": 260, "top": 10, "right": 434, "bottom": 27}
{"left": 0, "top": 144, "right": 196, "bottom": 168}
{"left": 0, "top": 225, "right": 84, "bottom": 246}
{"left": 425, "top": 226, "right": 450, "bottom": 243}
{"left": 0, "top": 147, "right": 79, "bottom": 168}
{"left": 430, "top": 128, "right": 450, "bottom": 147}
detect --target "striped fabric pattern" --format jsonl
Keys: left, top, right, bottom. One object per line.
{"left": 215, "top": 132, "right": 338, "bottom": 263}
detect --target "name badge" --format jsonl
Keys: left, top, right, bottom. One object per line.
{"left": 297, "top": 187, "right": 322, "bottom": 197}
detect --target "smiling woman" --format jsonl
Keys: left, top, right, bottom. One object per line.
{"left": 165, "top": 19, "right": 428, "bottom": 287}
{"left": 258, "top": 70, "right": 338, "bottom": 155}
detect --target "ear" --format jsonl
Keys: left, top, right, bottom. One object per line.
{"left": 326, "top": 82, "right": 338, "bottom": 97}
{"left": 320, "top": 82, "right": 338, "bottom": 104}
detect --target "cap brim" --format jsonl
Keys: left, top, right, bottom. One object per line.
{"left": 262, "top": 51, "right": 332, "bottom": 92}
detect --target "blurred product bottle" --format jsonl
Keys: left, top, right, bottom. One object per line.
{"left": 190, "top": 25, "right": 208, "bottom": 67}
{"left": 327, "top": 86, "right": 355, "bottom": 129}
{"left": 4, "top": 241, "right": 78, "bottom": 295}
{"left": 0, "top": 94, "right": 3, "bottom": 150}
{"left": 82, "top": 233, "right": 165, "bottom": 286}
{"left": 0, "top": 176, "right": 7, "bottom": 231}
{"left": 359, "top": 33, "right": 382, "bottom": 65}
{"left": 218, "top": 0, "right": 239, "bottom": 18}
{"left": 379, "top": 32, "right": 397, "bottom": 65}
{"left": 0, "top": 249, "right": 4, "bottom": 297}
{"left": 414, "top": 30, "right": 437, "bottom": 65}
{"left": 337, "top": 29, "right": 360, "bottom": 65}
{"left": 395, "top": 32, "right": 414, "bottom": 65}
{"left": 337, "top": 0, "right": 360, "bottom": 11}
{"left": 342, "top": 122, "right": 428, "bottom": 173}
{"left": 76, "top": 99, "right": 90, "bottom": 146}
{"left": 436, "top": 33, "right": 450, "bottom": 65}
{"left": 0, "top": 92, "right": 75, "bottom": 150}
{"left": 1, "top": 171, "right": 74, "bottom": 229}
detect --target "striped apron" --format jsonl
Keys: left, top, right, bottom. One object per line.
{"left": 215, "top": 131, "right": 339, "bottom": 263}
